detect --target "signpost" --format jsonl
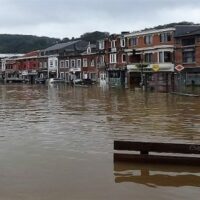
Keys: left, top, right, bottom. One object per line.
{"left": 152, "top": 64, "right": 160, "bottom": 72}
{"left": 175, "top": 65, "right": 184, "bottom": 72}
{"left": 175, "top": 65, "right": 184, "bottom": 92}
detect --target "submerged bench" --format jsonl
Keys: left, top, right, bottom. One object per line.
{"left": 114, "top": 141, "right": 200, "bottom": 165}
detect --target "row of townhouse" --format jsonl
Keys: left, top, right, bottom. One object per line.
{"left": 1, "top": 25, "right": 200, "bottom": 91}
{"left": 100, "top": 25, "right": 200, "bottom": 91}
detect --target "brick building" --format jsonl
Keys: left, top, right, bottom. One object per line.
{"left": 125, "top": 28, "right": 175, "bottom": 91}
{"left": 174, "top": 25, "right": 200, "bottom": 87}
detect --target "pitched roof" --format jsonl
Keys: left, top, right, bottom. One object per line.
{"left": 43, "top": 40, "right": 89, "bottom": 53}
{"left": 174, "top": 25, "right": 200, "bottom": 37}
{"left": 44, "top": 40, "right": 79, "bottom": 51}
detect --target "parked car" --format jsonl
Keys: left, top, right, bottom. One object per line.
{"left": 49, "top": 78, "right": 65, "bottom": 84}
{"left": 35, "top": 78, "right": 46, "bottom": 84}
{"left": 74, "top": 78, "right": 94, "bottom": 85}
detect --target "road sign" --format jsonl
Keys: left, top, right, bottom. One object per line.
{"left": 175, "top": 65, "right": 184, "bottom": 72}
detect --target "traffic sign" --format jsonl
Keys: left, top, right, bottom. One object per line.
{"left": 175, "top": 65, "right": 184, "bottom": 72}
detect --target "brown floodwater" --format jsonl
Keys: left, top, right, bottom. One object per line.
{"left": 0, "top": 84, "right": 200, "bottom": 200}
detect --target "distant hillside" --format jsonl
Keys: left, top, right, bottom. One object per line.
{"left": 0, "top": 34, "right": 60, "bottom": 53}
{"left": 0, "top": 31, "right": 109, "bottom": 53}
{"left": 80, "top": 31, "right": 109, "bottom": 44}
{"left": 142, "top": 21, "right": 200, "bottom": 31}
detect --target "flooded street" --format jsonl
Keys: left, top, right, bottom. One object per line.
{"left": 0, "top": 84, "right": 200, "bottom": 200}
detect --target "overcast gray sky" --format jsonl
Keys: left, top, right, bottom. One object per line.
{"left": 0, "top": 0, "right": 200, "bottom": 39}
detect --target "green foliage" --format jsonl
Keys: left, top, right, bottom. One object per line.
{"left": 0, "top": 34, "right": 60, "bottom": 53}
{"left": 80, "top": 31, "right": 109, "bottom": 44}
{"left": 0, "top": 31, "right": 109, "bottom": 53}
{"left": 142, "top": 21, "right": 200, "bottom": 31}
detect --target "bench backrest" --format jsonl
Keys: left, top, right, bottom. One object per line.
{"left": 114, "top": 141, "right": 200, "bottom": 154}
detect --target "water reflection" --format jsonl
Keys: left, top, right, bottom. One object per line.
{"left": 114, "top": 162, "right": 200, "bottom": 187}
{"left": 1, "top": 84, "right": 200, "bottom": 199}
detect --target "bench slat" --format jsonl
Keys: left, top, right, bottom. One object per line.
{"left": 114, "top": 141, "right": 200, "bottom": 154}
{"left": 114, "top": 153, "right": 200, "bottom": 165}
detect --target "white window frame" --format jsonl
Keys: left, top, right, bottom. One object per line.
{"left": 91, "top": 59, "right": 95, "bottom": 67}
{"left": 110, "top": 54, "right": 117, "bottom": 63}
{"left": 70, "top": 59, "right": 76, "bottom": 68}
{"left": 121, "top": 54, "right": 126, "bottom": 63}
{"left": 77, "top": 59, "right": 81, "bottom": 68}
{"left": 83, "top": 58, "right": 88, "bottom": 67}
{"left": 131, "top": 37, "right": 138, "bottom": 46}
{"left": 60, "top": 60, "right": 65, "bottom": 68}
{"left": 65, "top": 72, "right": 69, "bottom": 81}
{"left": 87, "top": 47, "right": 91, "bottom": 54}
{"left": 144, "top": 35, "right": 153, "bottom": 45}
{"left": 50, "top": 60, "right": 53, "bottom": 67}
{"left": 120, "top": 38, "right": 125, "bottom": 47}
{"left": 65, "top": 60, "right": 69, "bottom": 68}
{"left": 60, "top": 72, "right": 64, "bottom": 79}
{"left": 99, "top": 40, "right": 105, "bottom": 49}
{"left": 99, "top": 55, "right": 105, "bottom": 65}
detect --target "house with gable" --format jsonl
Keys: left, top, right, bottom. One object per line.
{"left": 125, "top": 27, "right": 175, "bottom": 91}
{"left": 174, "top": 25, "right": 200, "bottom": 86}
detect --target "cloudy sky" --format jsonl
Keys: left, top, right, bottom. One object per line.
{"left": 0, "top": 0, "right": 200, "bottom": 39}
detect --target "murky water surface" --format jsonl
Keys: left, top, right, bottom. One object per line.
{"left": 0, "top": 84, "right": 200, "bottom": 200}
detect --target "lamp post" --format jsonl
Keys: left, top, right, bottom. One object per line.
{"left": 136, "top": 63, "right": 148, "bottom": 90}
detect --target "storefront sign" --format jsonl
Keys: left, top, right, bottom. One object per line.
{"left": 152, "top": 64, "right": 160, "bottom": 72}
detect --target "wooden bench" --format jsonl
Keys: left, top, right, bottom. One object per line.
{"left": 114, "top": 141, "right": 200, "bottom": 165}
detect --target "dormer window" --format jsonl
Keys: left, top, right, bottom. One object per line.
{"left": 87, "top": 47, "right": 91, "bottom": 54}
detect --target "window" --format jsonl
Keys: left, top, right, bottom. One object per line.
{"left": 83, "top": 58, "right": 87, "bottom": 67}
{"left": 90, "top": 73, "right": 96, "bottom": 80}
{"left": 55, "top": 60, "right": 58, "bottom": 67}
{"left": 122, "top": 54, "right": 126, "bottom": 63}
{"left": 159, "top": 51, "right": 172, "bottom": 63}
{"left": 39, "top": 62, "right": 43, "bottom": 68}
{"left": 111, "top": 40, "right": 116, "bottom": 48}
{"left": 144, "top": 53, "right": 153, "bottom": 63}
{"left": 65, "top": 60, "right": 69, "bottom": 68}
{"left": 50, "top": 60, "right": 53, "bottom": 66}
{"left": 183, "top": 48, "right": 195, "bottom": 63}
{"left": 182, "top": 37, "right": 195, "bottom": 46}
{"left": 160, "top": 32, "right": 172, "bottom": 43}
{"left": 71, "top": 59, "right": 75, "bottom": 68}
{"left": 87, "top": 47, "right": 91, "bottom": 54}
{"left": 77, "top": 59, "right": 81, "bottom": 68}
{"left": 99, "top": 40, "right": 105, "bottom": 49}
{"left": 130, "top": 37, "right": 138, "bottom": 46}
{"left": 60, "top": 60, "right": 65, "bottom": 68}
{"left": 65, "top": 73, "right": 69, "bottom": 81}
{"left": 144, "top": 35, "right": 152, "bottom": 45}
{"left": 91, "top": 59, "right": 95, "bottom": 67}
{"left": 109, "top": 71, "right": 120, "bottom": 78}
{"left": 110, "top": 54, "right": 117, "bottom": 63}
{"left": 120, "top": 38, "right": 125, "bottom": 47}
{"left": 60, "top": 72, "right": 64, "bottom": 79}
{"left": 99, "top": 55, "right": 104, "bottom": 65}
